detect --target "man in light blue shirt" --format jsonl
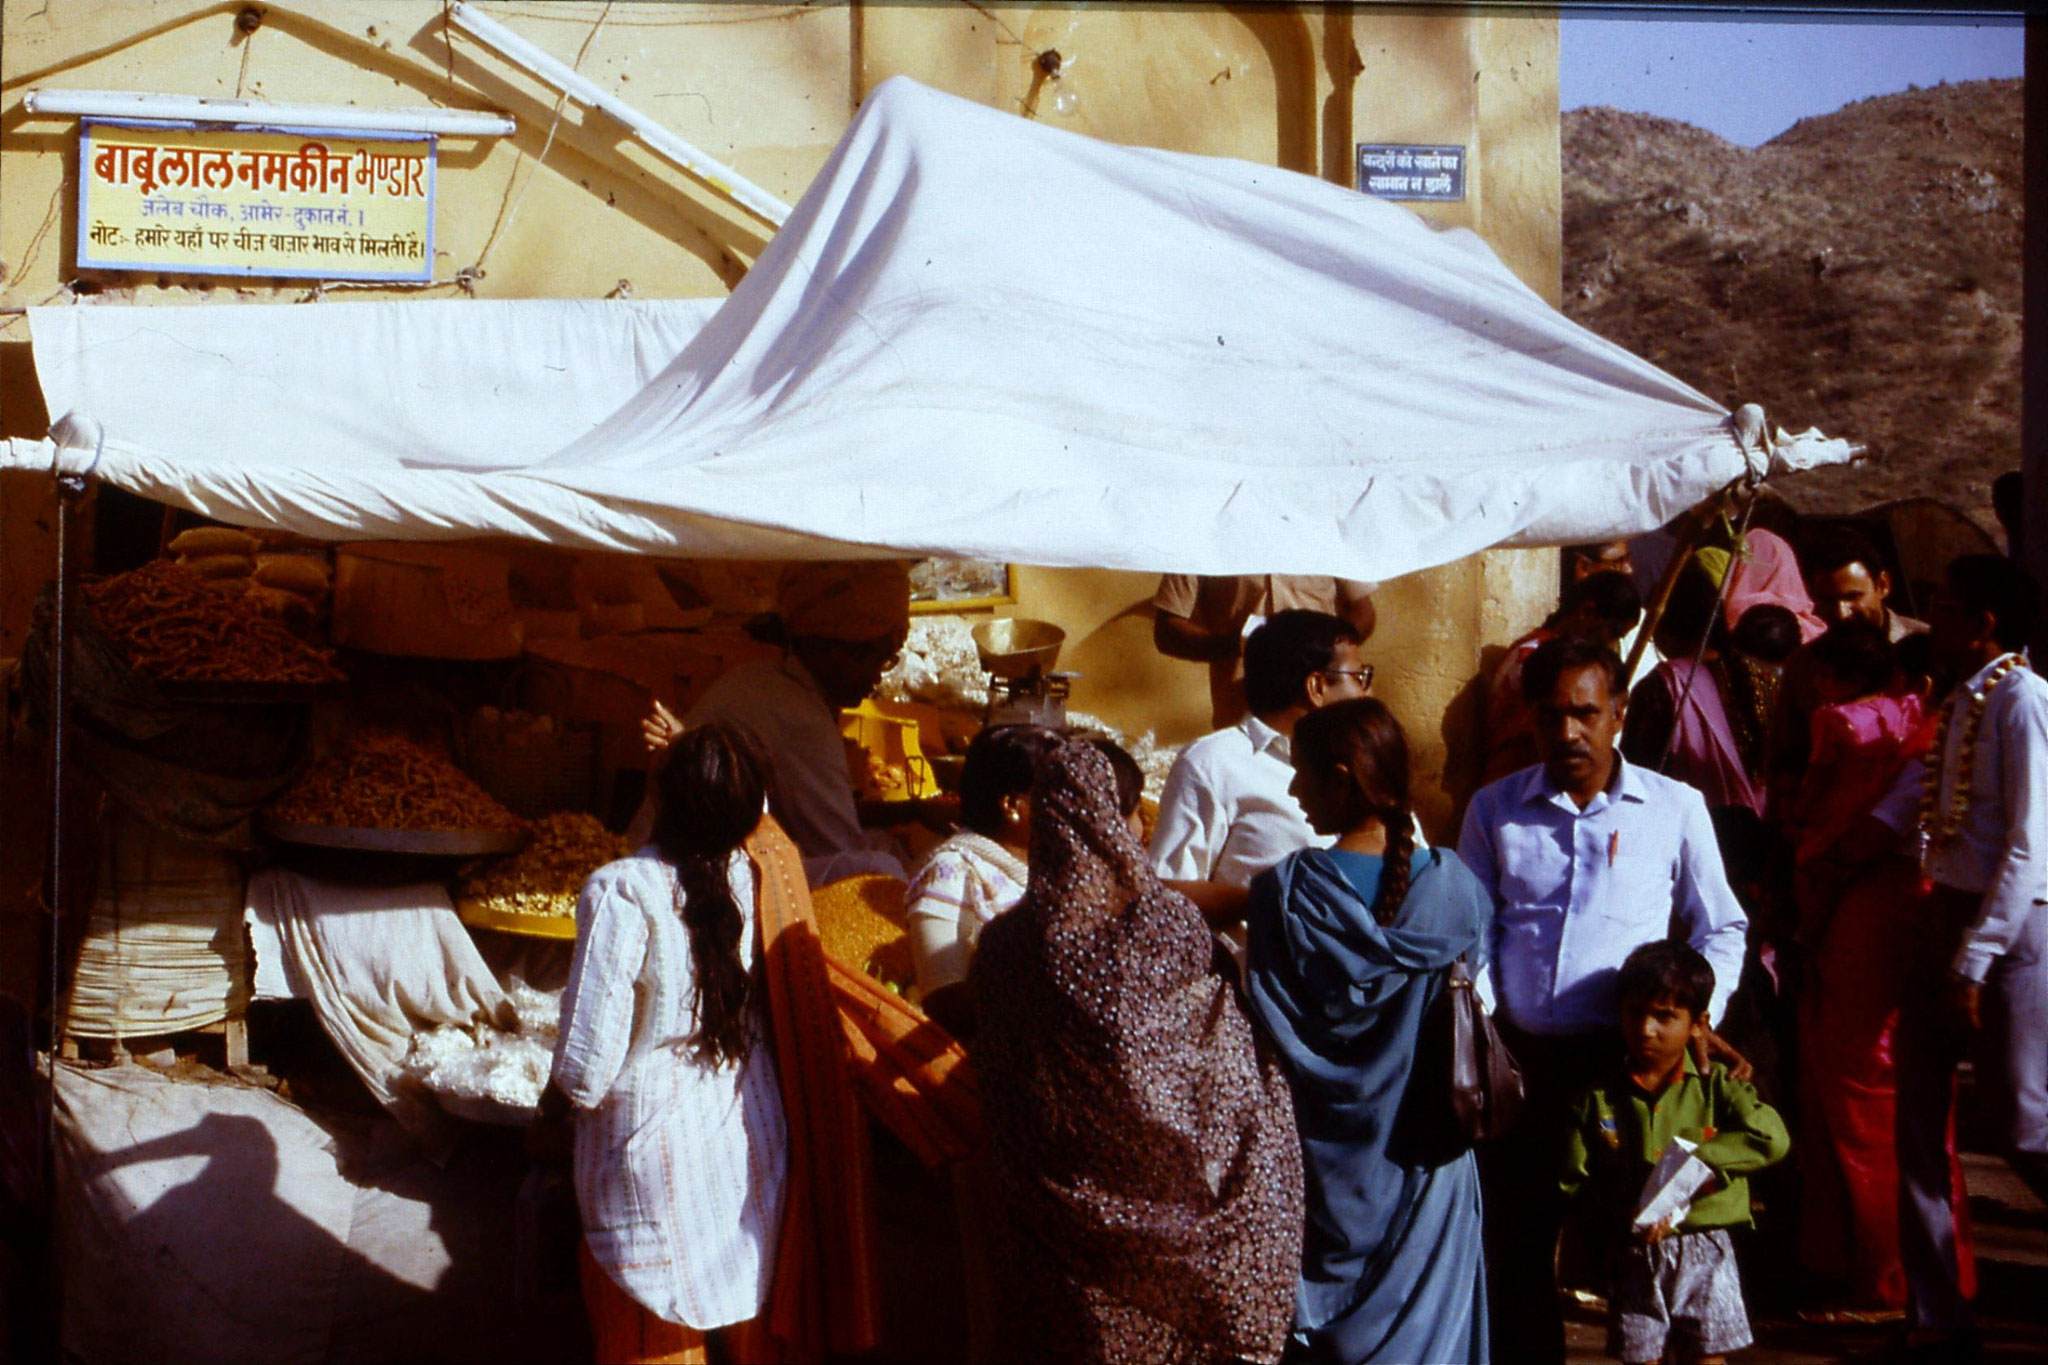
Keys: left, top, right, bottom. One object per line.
{"left": 1457, "top": 635, "right": 1748, "bottom": 1365}
{"left": 1460, "top": 695, "right": 1749, "bottom": 1036}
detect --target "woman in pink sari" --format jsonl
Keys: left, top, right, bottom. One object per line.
{"left": 1787, "top": 620, "right": 1974, "bottom": 1320}
{"left": 1621, "top": 562, "right": 1767, "bottom": 816}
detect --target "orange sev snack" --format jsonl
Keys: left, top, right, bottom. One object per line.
{"left": 270, "top": 731, "right": 526, "bottom": 832}
{"left": 84, "top": 559, "right": 343, "bottom": 685}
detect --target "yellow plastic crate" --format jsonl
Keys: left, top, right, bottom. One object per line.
{"left": 839, "top": 700, "right": 941, "bottom": 801}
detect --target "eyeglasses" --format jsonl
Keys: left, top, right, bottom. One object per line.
{"left": 1322, "top": 665, "right": 1375, "bottom": 690}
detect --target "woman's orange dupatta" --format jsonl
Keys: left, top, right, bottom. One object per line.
{"left": 749, "top": 818, "right": 883, "bottom": 1361}
{"left": 825, "top": 956, "right": 982, "bottom": 1168}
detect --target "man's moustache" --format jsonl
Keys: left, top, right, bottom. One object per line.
{"left": 1549, "top": 746, "right": 1592, "bottom": 762}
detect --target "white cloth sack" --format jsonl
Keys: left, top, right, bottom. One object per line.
{"left": 9, "top": 78, "right": 1853, "bottom": 581}
{"left": 244, "top": 869, "right": 513, "bottom": 1136}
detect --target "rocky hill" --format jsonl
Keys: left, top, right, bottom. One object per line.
{"left": 1562, "top": 79, "right": 2021, "bottom": 531}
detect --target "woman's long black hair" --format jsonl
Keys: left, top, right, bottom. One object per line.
{"left": 651, "top": 721, "right": 770, "bottom": 1068}
{"left": 1293, "top": 697, "right": 1416, "bottom": 926}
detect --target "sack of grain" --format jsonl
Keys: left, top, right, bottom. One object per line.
{"left": 168, "top": 526, "right": 259, "bottom": 558}
{"left": 245, "top": 584, "right": 312, "bottom": 619}
{"left": 254, "top": 554, "right": 331, "bottom": 595}
{"left": 181, "top": 552, "right": 256, "bottom": 581}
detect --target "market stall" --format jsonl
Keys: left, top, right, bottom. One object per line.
{"left": 4, "top": 75, "right": 1855, "bottom": 1363}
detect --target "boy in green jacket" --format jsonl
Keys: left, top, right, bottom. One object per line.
{"left": 1561, "top": 941, "right": 1791, "bottom": 1365}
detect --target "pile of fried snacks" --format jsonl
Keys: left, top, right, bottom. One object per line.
{"left": 84, "top": 560, "right": 344, "bottom": 684}
{"left": 812, "top": 874, "right": 917, "bottom": 995}
{"left": 270, "top": 731, "right": 525, "bottom": 831}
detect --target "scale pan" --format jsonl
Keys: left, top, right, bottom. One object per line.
{"left": 972, "top": 618, "right": 1066, "bottom": 679}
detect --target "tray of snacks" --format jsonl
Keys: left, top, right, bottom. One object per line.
{"left": 156, "top": 677, "right": 351, "bottom": 705}
{"left": 456, "top": 813, "right": 631, "bottom": 940}
{"left": 85, "top": 560, "right": 347, "bottom": 693}
{"left": 263, "top": 731, "right": 529, "bottom": 855}
{"left": 456, "top": 900, "right": 579, "bottom": 939}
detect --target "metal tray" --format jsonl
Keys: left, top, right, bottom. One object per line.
{"left": 259, "top": 817, "right": 527, "bottom": 857}
{"left": 456, "top": 898, "right": 578, "bottom": 941}
{"left": 155, "top": 676, "right": 349, "bottom": 705}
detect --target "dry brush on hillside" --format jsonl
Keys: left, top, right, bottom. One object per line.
{"left": 1563, "top": 79, "right": 2021, "bottom": 530}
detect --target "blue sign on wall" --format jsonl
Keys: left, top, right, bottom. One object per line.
{"left": 1356, "top": 144, "right": 1465, "bottom": 202}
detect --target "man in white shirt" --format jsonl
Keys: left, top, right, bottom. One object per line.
{"left": 1457, "top": 635, "right": 1749, "bottom": 1365}
{"left": 1867, "top": 554, "right": 2047, "bottom": 1356}
{"left": 1150, "top": 609, "right": 1373, "bottom": 926}
{"left": 1152, "top": 575, "right": 1377, "bottom": 728}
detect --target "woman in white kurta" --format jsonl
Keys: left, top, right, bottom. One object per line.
{"left": 546, "top": 722, "right": 789, "bottom": 1352}
{"left": 905, "top": 725, "right": 1063, "bottom": 1038}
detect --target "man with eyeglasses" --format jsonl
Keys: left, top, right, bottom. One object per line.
{"left": 640, "top": 560, "right": 912, "bottom": 887}
{"left": 1150, "top": 609, "right": 1379, "bottom": 929}
{"left": 1152, "top": 574, "right": 1378, "bottom": 728}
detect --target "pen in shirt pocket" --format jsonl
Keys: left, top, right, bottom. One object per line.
{"left": 1608, "top": 830, "right": 1619, "bottom": 867}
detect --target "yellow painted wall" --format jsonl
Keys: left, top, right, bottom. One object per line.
{"left": 1, "top": 1, "right": 1563, "bottom": 832}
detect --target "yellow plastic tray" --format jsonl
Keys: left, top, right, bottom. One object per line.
{"left": 456, "top": 898, "right": 578, "bottom": 940}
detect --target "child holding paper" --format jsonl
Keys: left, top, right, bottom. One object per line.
{"left": 1561, "top": 942, "right": 1791, "bottom": 1365}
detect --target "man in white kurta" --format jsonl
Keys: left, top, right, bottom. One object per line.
{"left": 1150, "top": 610, "right": 1377, "bottom": 926}
{"left": 552, "top": 850, "right": 788, "bottom": 1329}
{"left": 1867, "top": 554, "right": 2048, "bottom": 1347}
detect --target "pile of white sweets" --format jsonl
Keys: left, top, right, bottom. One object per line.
{"left": 878, "top": 616, "right": 990, "bottom": 711}
{"left": 401, "top": 980, "right": 563, "bottom": 1114}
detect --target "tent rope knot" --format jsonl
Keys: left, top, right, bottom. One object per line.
{"left": 47, "top": 410, "right": 104, "bottom": 491}
{"left": 1730, "top": 402, "right": 1772, "bottom": 486}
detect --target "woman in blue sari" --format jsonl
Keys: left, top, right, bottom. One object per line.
{"left": 1245, "top": 698, "right": 1493, "bottom": 1365}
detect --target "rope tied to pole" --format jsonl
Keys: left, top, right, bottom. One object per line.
{"left": 1655, "top": 414, "right": 1774, "bottom": 774}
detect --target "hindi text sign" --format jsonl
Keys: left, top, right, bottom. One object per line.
{"left": 1355, "top": 144, "right": 1465, "bottom": 203}
{"left": 79, "top": 119, "right": 434, "bottom": 281}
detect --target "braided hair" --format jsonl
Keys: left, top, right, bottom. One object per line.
{"left": 1294, "top": 698, "right": 1416, "bottom": 926}
{"left": 651, "top": 721, "right": 770, "bottom": 1068}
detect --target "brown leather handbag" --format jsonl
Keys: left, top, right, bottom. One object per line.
{"left": 1395, "top": 954, "right": 1528, "bottom": 1166}
{"left": 1445, "top": 954, "right": 1525, "bottom": 1143}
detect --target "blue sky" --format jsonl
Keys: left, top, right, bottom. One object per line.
{"left": 1561, "top": 12, "right": 2024, "bottom": 146}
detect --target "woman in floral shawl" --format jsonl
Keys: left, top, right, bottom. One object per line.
{"left": 970, "top": 741, "right": 1303, "bottom": 1365}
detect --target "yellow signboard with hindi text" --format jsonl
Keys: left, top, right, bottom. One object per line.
{"left": 77, "top": 120, "right": 435, "bottom": 282}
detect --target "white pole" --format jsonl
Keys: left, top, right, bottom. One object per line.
{"left": 20, "top": 88, "right": 516, "bottom": 137}
{"left": 448, "top": 2, "right": 791, "bottom": 229}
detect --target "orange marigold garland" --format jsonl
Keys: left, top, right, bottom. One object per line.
{"left": 1917, "top": 652, "right": 2025, "bottom": 876}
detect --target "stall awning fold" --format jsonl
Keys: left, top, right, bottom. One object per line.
{"left": 7, "top": 77, "right": 1852, "bottom": 579}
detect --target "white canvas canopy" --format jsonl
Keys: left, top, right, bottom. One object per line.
{"left": 5, "top": 77, "right": 1852, "bottom": 580}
